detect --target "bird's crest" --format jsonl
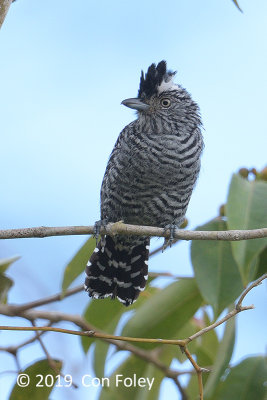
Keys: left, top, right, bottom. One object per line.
{"left": 138, "top": 60, "right": 177, "bottom": 99}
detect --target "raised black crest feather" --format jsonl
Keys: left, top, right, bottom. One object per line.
{"left": 138, "top": 60, "right": 175, "bottom": 99}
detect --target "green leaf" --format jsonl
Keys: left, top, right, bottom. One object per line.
{"left": 185, "top": 312, "right": 220, "bottom": 399}
{"left": 0, "top": 273, "right": 13, "bottom": 303}
{"left": 9, "top": 358, "right": 62, "bottom": 400}
{"left": 254, "top": 246, "right": 267, "bottom": 279}
{"left": 82, "top": 296, "right": 125, "bottom": 355}
{"left": 204, "top": 315, "right": 235, "bottom": 399}
{"left": 215, "top": 356, "right": 267, "bottom": 400}
{"left": 0, "top": 255, "right": 20, "bottom": 273}
{"left": 187, "top": 315, "right": 235, "bottom": 400}
{"left": 195, "top": 311, "right": 219, "bottom": 367}
{"left": 82, "top": 279, "right": 159, "bottom": 377}
{"left": 61, "top": 236, "right": 96, "bottom": 294}
{"left": 99, "top": 346, "right": 175, "bottom": 400}
{"left": 226, "top": 174, "right": 267, "bottom": 284}
{"left": 92, "top": 285, "right": 160, "bottom": 377}
{"left": 121, "top": 278, "right": 203, "bottom": 349}
{"left": 174, "top": 318, "right": 200, "bottom": 363}
{"left": 191, "top": 218, "right": 243, "bottom": 317}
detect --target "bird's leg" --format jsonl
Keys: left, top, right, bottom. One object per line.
{"left": 93, "top": 219, "right": 108, "bottom": 244}
{"left": 162, "top": 223, "right": 178, "bottom": 251}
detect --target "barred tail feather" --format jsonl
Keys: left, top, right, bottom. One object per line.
{"left": 84, "top": 235, "right": 150, "bottom": 306}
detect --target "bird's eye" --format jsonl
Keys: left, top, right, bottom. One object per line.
{"left": 160, "top": 98, "right": 171, "bottom": 108}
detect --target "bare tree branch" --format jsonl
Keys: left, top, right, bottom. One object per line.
{"left": 0, "top": 318, "right": 186, "bottom": 346}
{"left": 0, "top": 323, "right": 50, "bottom": 355}
{"left": 0, "top": 222, "right": 266, "bottom": 241}
{"left": 0, "top": 320, "right": 188, "bottom": 395}
{"left": 31, "top": 320, "right": 78, "bottom": 389}
{"left": 16, "top": 285, "right": 84, "bottom": 312}
{"left": 1, "top": 274, "right": 265, "bottom": 347}
{"left": 0, "top": 274, "right": 265, "bottom": 400}
{"left": 232, "top": 0, "right": 243, "bottom": 13}
{"left": 185, "top": 273, "right": 267, "bottom": 343}
{"left": 0, "top": 0, "right": 13, "bottom": 29}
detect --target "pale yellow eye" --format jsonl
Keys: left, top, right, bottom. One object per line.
{"left": 160, "top": 98, "right": 171, "bottom": 108}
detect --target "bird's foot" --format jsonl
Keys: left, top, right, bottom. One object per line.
{"left": 93, "top": 219, "right": 108, "bottom": 244}
{"left": 162, "top": 224, "right": 179, "bottom": 252}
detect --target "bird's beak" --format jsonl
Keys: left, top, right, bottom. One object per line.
{"left": 121, "top": 98, "right": 150, "bottom": 112}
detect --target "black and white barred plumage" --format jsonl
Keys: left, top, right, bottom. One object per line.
{"left": 85, "top": 61, "right": 203, "bottom": 306}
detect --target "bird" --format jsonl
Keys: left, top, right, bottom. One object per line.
{"left": 84, "top": 60, "right": 203, "bottom": 306}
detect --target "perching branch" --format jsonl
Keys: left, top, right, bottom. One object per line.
{"left": 0, "top": 222, "right": 266, "bottom": 241}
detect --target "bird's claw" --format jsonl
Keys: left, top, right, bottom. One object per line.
{"left": 93, "top": 219, "right": 108, "bottom": 244}
{"left": 162, "top": 224, "right": 178, "bottom": 252}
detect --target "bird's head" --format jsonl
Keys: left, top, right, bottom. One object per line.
{"left": 121, "top": 61, "right": 200, "bottom": 125}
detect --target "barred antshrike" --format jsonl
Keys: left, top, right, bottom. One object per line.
{"left": 84, "top": 61, "right": 203, "bottom": 306}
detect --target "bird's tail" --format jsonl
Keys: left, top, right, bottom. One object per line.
{"left": 84, "top": 235, "right": 150, "bottom": 306}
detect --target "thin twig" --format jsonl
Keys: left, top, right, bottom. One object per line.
{"left": 16, "top": 285, "right": 84, "bottom": 312}
{"left": 172, "top": 375, "right": 188, "bottom": 400}
{"left": 13, "top": 271, "right": 181, "bottom": 314}
{"left": 0, "top": 274, "right": 266, "bottom": 400}
{"left": 13, "top": 275, "right": 164, "bottom": 314}
{"left": 0, "top": 223, "right": 266, "bottom": 241}
{"left": 0, "top": 324, "right": 186, "bottom": 346}
{"left": 182, "top": 274, "right": 267, "bottom": 400}
{"left": 186, "top": 273, "right": 267, "bottom": 344}
{"left": 0, "top": 324, "right": 49, "bottom": 354}
{"left": 1, "top": 275, "right": 266, "bottom": 349}
{"left": 0, "top": 323, "right": 191, "bottom": 398}
{"left": 31, "top": 321, "right": 78, "bottom": 389}
{"left": 236, "top": 274, "right": 267, "bottom": 310}
{"left": 181, "top": 346, "right": 204, "bottom": 400}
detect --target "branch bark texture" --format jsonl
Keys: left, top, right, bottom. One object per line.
{"left": 0, "top": 0, "right": 12, "bottom": 29}
{"left": 0, "top": 223, "right": 266, "bottom": 241}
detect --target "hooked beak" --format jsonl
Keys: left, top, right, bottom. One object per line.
{"left": 121, "top": 98, "right": 150, "bottom": 112}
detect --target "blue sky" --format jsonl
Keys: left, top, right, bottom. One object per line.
{"left": 0, "top": 0, "right": 266, "bottom": 399}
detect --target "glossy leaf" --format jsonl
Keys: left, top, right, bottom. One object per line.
{"left": 185, "top": 312, "right": 220, "bottom": 399}
{"left": 254, "top": 246, "right": 267, "bottom": 279}
{"left": 0, "top": 273, "right": 13, "bottom": 303}
{"left": 195, "top": 311, "right": 219, "bottom": 367}
{"left": 204, "top": 315, "right": 235, "bottom": 399}
{"left": 9, "top": 358, "right": 62, "bottom": 400}
{"left": 226, "top": 174, "right": 267, "bottom": 283}
{"left": 61, "top": 236, "right": 96, "bottom": 294}
{"left": 94, "top": 286, "right": 160, "bottom": 378}
{"left": 122, "top": 278, "right": 203, "bottom": 349}
{"left": 174, "top": 318, "right": 200, "bottom": 363}
{"left": 191, "top": 218, "right": 243, "bottom": 317}
{"left": 215, "top": 356, "right": 267, "bottom": 400}
{"left": 0, "top": 255, "right": 20, "bottom": 273}
{"left": 82, "top": 296, "right": 125, "bottom": 354}
{"left": 83, "top": 281, "right": 159, "bottom": 377}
